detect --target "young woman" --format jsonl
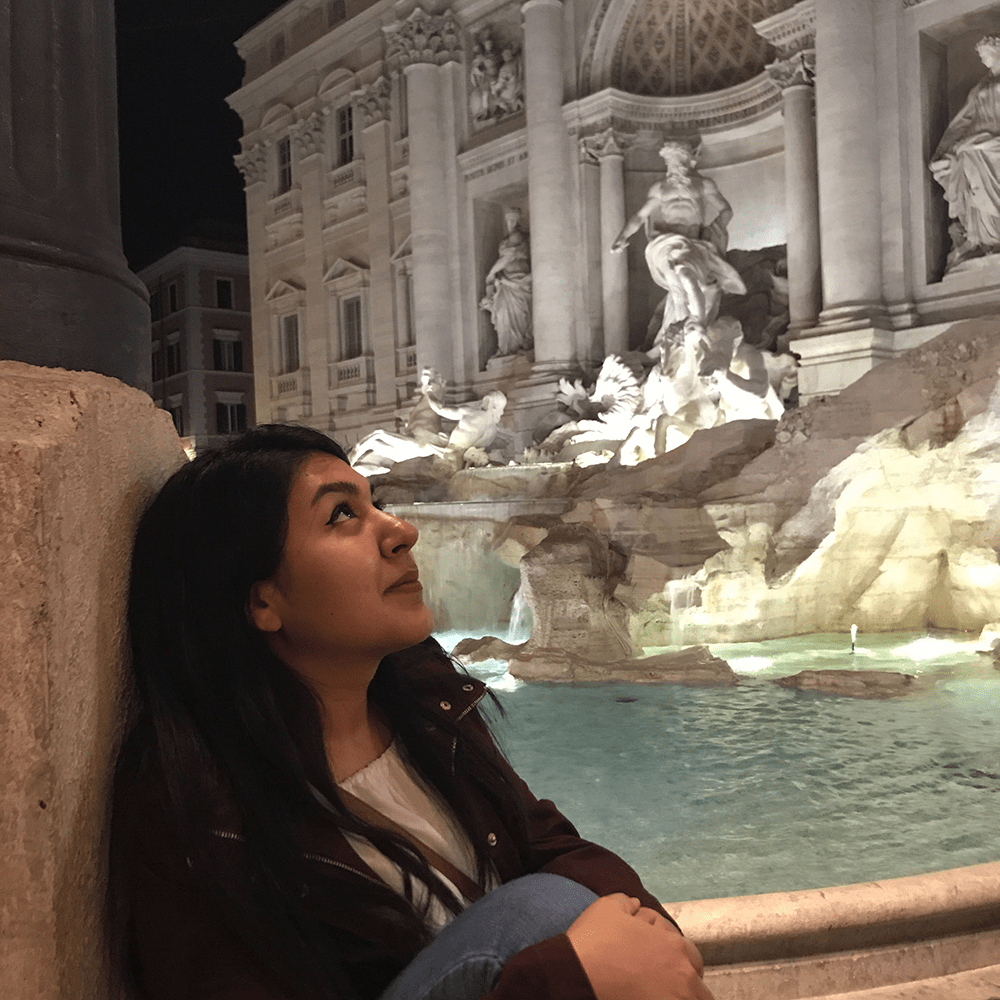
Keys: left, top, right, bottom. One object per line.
{"left": 109, "top": 424, "right": 711, "bottom": 1000}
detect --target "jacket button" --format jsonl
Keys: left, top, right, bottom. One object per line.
{"left": 487, "top": 833, "right": 497, "bottom": 846}
{"left": 440, "top": 700, "right": 451, "bottom": 711}
{"left": 462, "top": 683, "right": 474, "bottom": 692}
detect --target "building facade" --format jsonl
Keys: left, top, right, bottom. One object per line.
{"left": 228, "top": 0, "right": 1000, "bottom": 451}
{"left": 139, "top": 244, "right": 256, "bottom": 455}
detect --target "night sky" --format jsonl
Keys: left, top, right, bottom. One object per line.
{"left": 115, "top": 0, "right": 287, "bottom": 270}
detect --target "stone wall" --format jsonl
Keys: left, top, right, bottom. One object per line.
{"left": 0, "top": 363, "right": 184, "bottom": 1000}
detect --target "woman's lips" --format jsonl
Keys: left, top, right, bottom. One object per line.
{"left": 385, "top": 571, "right": 421, "bottom": 594}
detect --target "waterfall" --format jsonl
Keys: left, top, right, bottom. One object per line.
{"left": 667, "top": 577, "right": 701, "bottom": 648}
{"left": 507, "top": 584, "right": 534, "bottom": 643}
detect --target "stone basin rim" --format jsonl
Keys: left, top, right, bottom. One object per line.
{"left": 664, "top": 860, "right": 1000, "bottom": 965}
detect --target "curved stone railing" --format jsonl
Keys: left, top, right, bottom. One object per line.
{"left": 665, "top": 861, "right": 1000, "bottom": 999}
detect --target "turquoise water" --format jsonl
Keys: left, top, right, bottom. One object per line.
{"left": 437, "top": 630, "right": 1000, "bottom": 902}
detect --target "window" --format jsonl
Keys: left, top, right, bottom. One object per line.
{"left": 168, "top": 405, "right": 184, "bottom": 435}
{"left": 280, "top": 314, "right": 300, "bottom": 373}
{"left": 213, "top": 338, "right": 243, "bottom": 372}
{"left": 149, "top": 290, "right": 163, "bottom": 322}
{"left": 166, "top": 336, "right": 181, "bottom": 376}
{"left": 167, "top": 282, "right": 178, "bottom": 315}
{"left": 338, "top": 106, "right": 354, "bottom": 165}
{"left": 215, "top": 278, "right": 234, "bottom": 310}
{"left": 340, "top": 296, "right": 362, "bottom": 358}
{"left": 277, "top": 137, "right": 292, "bottom": 194}
{"left": 216, "top": 403, "right": 247, "bottom": 435}
{"left": 327, "top": 0, "right": 346, "bottom": 26}
{"left": 151, "top": 344, "right": 163, "bottom": 382}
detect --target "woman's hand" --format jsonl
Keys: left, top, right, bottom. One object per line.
{"left": 566, "top": 894, "right": 712, "bottom": 1000}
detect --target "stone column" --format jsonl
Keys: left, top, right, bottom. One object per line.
{"left": 0, "top": 0, "right": 150, "bottom": 389}
{"left": 294, "top": 111, "right": 328, "bottom": 422}
{"left": 234, "top": 144, "right": 272, "bottom": 421}
{"left": 585, "top": 129, "right": 631, "bottom": 357}
{"left": 355, "top": 78, "right": 397, "bottom": 407}
{"left": 767, "top": 53, "right": 821, "bottom": 335}
{"left": 812, "top": 0, "right": 886, "bottom": 329}
{"left": 385, "top": 8, "right": 463, "bottom": 383}
{"left": 522, "top": 0, "right": 576, "bottom": 363}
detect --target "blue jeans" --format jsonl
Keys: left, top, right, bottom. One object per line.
{"left": 378, "top": 873, "right": 599, "bottom": 1000}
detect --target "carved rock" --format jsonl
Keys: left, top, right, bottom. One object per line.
{"left": 773, "top": 670, "right": 920, "bottom": 699}
{"left": 508, "top": 645, "right": 738, "bottom": 686}
{"left": 575, "top": 418, "right": 777, "bottom": 501}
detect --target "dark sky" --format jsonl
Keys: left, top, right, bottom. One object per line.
{"left": 115, "top": 0, "right": 287, "bottom": 270}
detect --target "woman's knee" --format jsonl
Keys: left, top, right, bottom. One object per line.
{"left": 480, "top": 873, "right": 598, "bottom": 928}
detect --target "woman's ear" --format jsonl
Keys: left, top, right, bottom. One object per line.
{"left": 248, "top": 580, "right": 282, "bottom": 633}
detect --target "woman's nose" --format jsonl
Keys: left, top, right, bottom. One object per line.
{"left": 378, "top": 509, "right": 418, "bottom": 556}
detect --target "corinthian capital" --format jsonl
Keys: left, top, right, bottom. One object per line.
{"left": 352, "top": 77, "right": 392, "bottom": 129}
{"left": 384, "top": 7, "right": 463, "bottom": 68}
{"left": 234, "top": 144, "right": 268, "bottom": 186}
{"left": 581, "top": 127, "right": 633, "bottom": 161}
{"left": 292, "top": 110, "right": 328, "bottom": 159}
{"left": 767, "top": 49, "right": 815, "bottom": 90}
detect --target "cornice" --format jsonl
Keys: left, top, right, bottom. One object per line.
{"left": 755, "top": 0, "right": 816, "bottom": 58}
{"left": 565, "top": 75, "right": 782, "bottom": 140}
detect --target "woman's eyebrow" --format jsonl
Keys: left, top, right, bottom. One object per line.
{"left": 311, "top": 481, "right": 361, "bottom": 505}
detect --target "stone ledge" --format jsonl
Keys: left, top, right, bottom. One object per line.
{"left": 666, "top": 862, "right": 1000, "bottom": 999}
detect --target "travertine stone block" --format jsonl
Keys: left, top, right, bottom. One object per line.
{"left": 0, "top": 363, "right": 184, "bottom": 1000}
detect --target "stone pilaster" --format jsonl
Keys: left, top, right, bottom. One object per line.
{"left": 357, "top": 90, "right": 397, "bottom": 406}
{"left": 236, "top": 144, "right": 274, "bottom": 420}
{"left": 522, "top": 0, "right": 576, "bottom": 363}
{"left": 295, "top": 111, "right": 327, "bottom": 422}
{"left": 384, "top": 7, "right": 463, "bottom": 382}
{"left": 0, "top": 0, "right": 149, "bottom": 389}
{"left": 812, "top": 0, "right": 887, "bottom": 330}
{"left": 758, "top": 1, "right": 822, "bottom": 336}
{"left": 583, "top": 129, "right": 631, "bottom": 357}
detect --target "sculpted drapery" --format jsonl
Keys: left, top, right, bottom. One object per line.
{"left": 931, "top": 36, "right": 1000, "bottom": 267}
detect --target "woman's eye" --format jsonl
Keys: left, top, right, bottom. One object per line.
{"left": 327, "top": 497, "right": 386, "bottom": 524}
{"left": 327, "top": 502, "right": 357, "bottom": 525}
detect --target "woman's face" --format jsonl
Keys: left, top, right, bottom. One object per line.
{"left": 250, "top": 453, "right": 434, "bottom": 672}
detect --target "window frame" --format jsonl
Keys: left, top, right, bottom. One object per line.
{"left": 277, "top": 137, "right": 293, "bottom": 194}
{"left": 337, "top": 105, "right": 354, "bottom": 166}
{"left": 279, "top": 313, "right": 300, "bottom": 374}
{"left": 215, "top": 277, "right": 235, "bottom": 311}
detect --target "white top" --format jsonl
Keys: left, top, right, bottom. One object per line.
{"left": 338, "top": 736, "right": 498, "bottom": 933}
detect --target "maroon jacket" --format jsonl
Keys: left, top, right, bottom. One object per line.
{"left": 121, "top": 663, "right": 679, "bottom": 999}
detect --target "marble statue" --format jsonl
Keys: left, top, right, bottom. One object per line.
{"left": 425, "top": 389, "right": 508, "bottom": 470}
{"left": 351, "top": 375, "right": 507, "bottom": 473}
{"left": 492, "top": 45, "right": 524, "bottom": 116}
{"left": 931, "top": 35, "right": 1000, "bottom": 269}
{"left": 480, "top": 207, "right": 533, "bottom": 358}
{"left": 611, "top": 138, "right": 746, "bottom": 355}
{"left": 349, "top": 367, "right": 449, "bottom": 472}
{"left": 469, "top": 30, "right": 500, "bottom": 123}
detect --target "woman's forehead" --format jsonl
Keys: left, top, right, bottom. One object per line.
{"left": 290, "top": 453, "right": 366, "bottom": 501}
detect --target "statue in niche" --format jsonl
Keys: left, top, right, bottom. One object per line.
{"left": 480, "top": 207, "right": 533, "bottom": 358}
{"left": 469, "top": 30, "right": 500, "bottom": 122}
{"left": 492, "top": 44, "right": 524, "bottom": 116}
{"left": 612, "top": 138, "right": 746, "bottom": 363}
{"left": 931, "top": 34, "right": 1000, "bottom": 271}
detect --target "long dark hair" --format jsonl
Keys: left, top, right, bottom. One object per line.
{"left": 109, "top": 424, "right": 534, "bottom": 999}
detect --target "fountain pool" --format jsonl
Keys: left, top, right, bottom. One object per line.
{"left": 437, "top": 630, "right": 1000, "bottom": 902}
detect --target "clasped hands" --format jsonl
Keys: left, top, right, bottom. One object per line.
{"left": 566, "top": 893, "right": 713, "bottom": 1000}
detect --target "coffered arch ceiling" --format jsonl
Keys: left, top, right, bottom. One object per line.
{"left": 582, "top": 0, "right": 798, "bottom": 97}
